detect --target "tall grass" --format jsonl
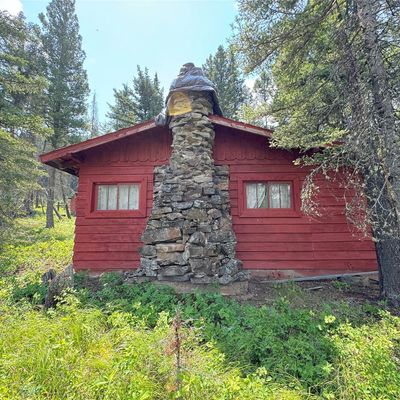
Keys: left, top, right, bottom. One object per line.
{"left": 0, "top": 212, "right": 73, "bottom": 279}
{"left": 0, "top": 296, "right": 308, "bottom": 400}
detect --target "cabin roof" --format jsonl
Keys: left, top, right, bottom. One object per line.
{"left": 39, "top": 115, "right": 273, "bottom": 176}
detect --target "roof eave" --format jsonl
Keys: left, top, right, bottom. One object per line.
{"left": 209, "top": 115, "right": 273, "bottom": 138}
{"left": 39, "top": 116, "right": 275, "bottom": 175}
{"left": 39, "top": 119, "right": 157, "bottom": 165}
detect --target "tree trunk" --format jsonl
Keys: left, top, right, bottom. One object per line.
{"left": 355, "top": 0, "right": 400, "bottom": 305}
{"left": 356, "top": 0, "right": 400, "bottom": 214}
{"left": 46, "top": 167, "right": 56, "bottom": 228}
{"left": 23, "top": 192, "right": 33, "bottom": 215}
{"left": 375, "top": 237, "right": 400, "bottom": 306}
{"left": 53, "top": 205, "right": 62, "bottom": 220}
{"left": 65, "top": 202, "right": 71, "bottom": 219}
{"left": 35, "top": 191, "right": 40, "bottom": 208}
{"left": 60, "top": 174, "right": 71, "bottom": 219}
{"left": 365, "top": 168, "right": 400, "bottom": 306}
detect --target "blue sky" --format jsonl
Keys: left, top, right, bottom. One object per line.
{"left": 8, "top": 0, "right": 238, "bottom": 123}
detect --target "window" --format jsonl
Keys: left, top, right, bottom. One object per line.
{"left": 246, "top": 182, "right": 291, "bottom": 209}
{"left": 86, "top": 176, "right": 147, "bottom": 218}
{"left": 238, "top": 174, "right": 299, "bottom": 218}
{"left": 97, "top": 183, "right": 139, "bottom": 211}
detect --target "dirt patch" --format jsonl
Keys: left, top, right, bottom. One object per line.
{"left": 241, "top": 276, "right": 382, "bottom": 310}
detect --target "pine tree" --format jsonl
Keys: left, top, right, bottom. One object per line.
{"left": 235, "top": 0, "right": 400, "bottom": 304}
{"left": 39, "top": 0, "right": 89, "bottom": 228}
{"left": 238, "top": 70, "right": 274, "bottom": 128}
{"left": 151, "top": 72, "right": 164, "bottom": 120}
{"left": 89, "top": 92, "right": 99, "bottom": 138}
{"left": 0, "top": 11, "right": 46, "bottom": 234}
{"left": 107, "top": 84, "right": 136, "bottom": 130}
{"left": 0, "top": 132, "right": 42, "bottom": 232}
{"left": 0, "top": 11, "right": 47, "bottom": 138}
{"left": 253, "top": 71, "right": 271, "bottom": 104}
{"left": 132, "top": 67, "right": 164, "bottom": 122}
{"left": 107, "top": 66, "right": 164, "bottom": 130}
{"left": 202, "top": 45, "right": 247, "bottom": 119}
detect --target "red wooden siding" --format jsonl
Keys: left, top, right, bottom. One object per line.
{"left": 213, "top": 125, "right": 378, "bottom": 276}
{"left": 74, "top": 122, "right": 377, "bottom": 276}
{"left": 73, "top": 128, "right": 172, "bottom": 271}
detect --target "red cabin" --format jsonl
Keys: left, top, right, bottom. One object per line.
{"left": 40, "top": 116, "right": 377, "bottom": 279}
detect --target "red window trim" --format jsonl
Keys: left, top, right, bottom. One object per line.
{"left": 237, "top": 173, "right": 301, "bottom": 218}
{"left": 86, "top": 176, "right": 147, "bottom": 218}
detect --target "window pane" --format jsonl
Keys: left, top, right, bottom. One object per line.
{"left": 118, "top": 185, "right": 129, "bottom": 210}
{"left": 269, "top": 183, "right": 291, "bottom": 208}
{"left": 97, "top": 185, "right": 108, "bottom": 210}
{"left": 246, "top": 183, "right": 258, "bottom": 208}
{"left": 107, "top": 185, "right": 118, "bottom": 210}
{"left": 269, "top": 184, "right": 281, "bottom": 208}
{"left": 279, "top": 183, "right": 291, "bottom": 208}
{"left": 257, "top": 183, "right": 268, "bottom": 208}
{"left": 246, "top": 181, "right": 292, "bottom": 210}
{"left": 129, "top": 184, "right": 139, "bottom": 210}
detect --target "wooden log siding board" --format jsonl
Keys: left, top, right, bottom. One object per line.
{"left": 235, "top": 242, "right": 374, "bottom": 252}
{"left": 73, "top": 261, "right": 141, "bottom": 269}
{"left": 212, "top": 126, "right": 378, "bottom": 274}
{"left": 74, "top": 243, "right": 142, "bottom": 252}
{"left": 242, "top": 260, "right": 377, "bottom": 270}
{"left": 72, "top": 129, "right": 172, "bottom": 270}
{"left": 60, "top": 118, "right": 378, "bottom": 275}
{"left": 236, "top": 251, "right": 376, "bottom": 261}
{"left": 236, "top": 232, "right": 373, "bottom": 243}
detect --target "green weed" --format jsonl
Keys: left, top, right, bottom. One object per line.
{"left": 0, "top": 299, "right": 309, "bottom": 399}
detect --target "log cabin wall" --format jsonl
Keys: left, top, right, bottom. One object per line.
{"left": 73, "top": 127, "right": 172, "bottom": 271}
{"left": 73, "top": 122, "right": 377, "bottom": 277}
{"left": 213, "top": 125, "right": 378, "bottom": 278}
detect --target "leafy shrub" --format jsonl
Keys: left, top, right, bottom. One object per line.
{"left": 11, "top": 280, "right": 47, "bottom": 304}
{"left": 327, "top": 312, "right": 400, "bottom": 399}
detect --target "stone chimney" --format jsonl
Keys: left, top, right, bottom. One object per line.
{"left": 136, "top": 63, "right": 244, "bottom": 284}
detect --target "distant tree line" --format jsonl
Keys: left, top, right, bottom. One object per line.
{"left": 0, "top": 0, "right": 90, "bottom": 231}
{"left": 0, "top": 0, "right": 167, "bottom": 233}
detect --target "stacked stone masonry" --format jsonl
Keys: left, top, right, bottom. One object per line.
{"left": 136, "top": 92, "right": 245, "bottom": 284}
